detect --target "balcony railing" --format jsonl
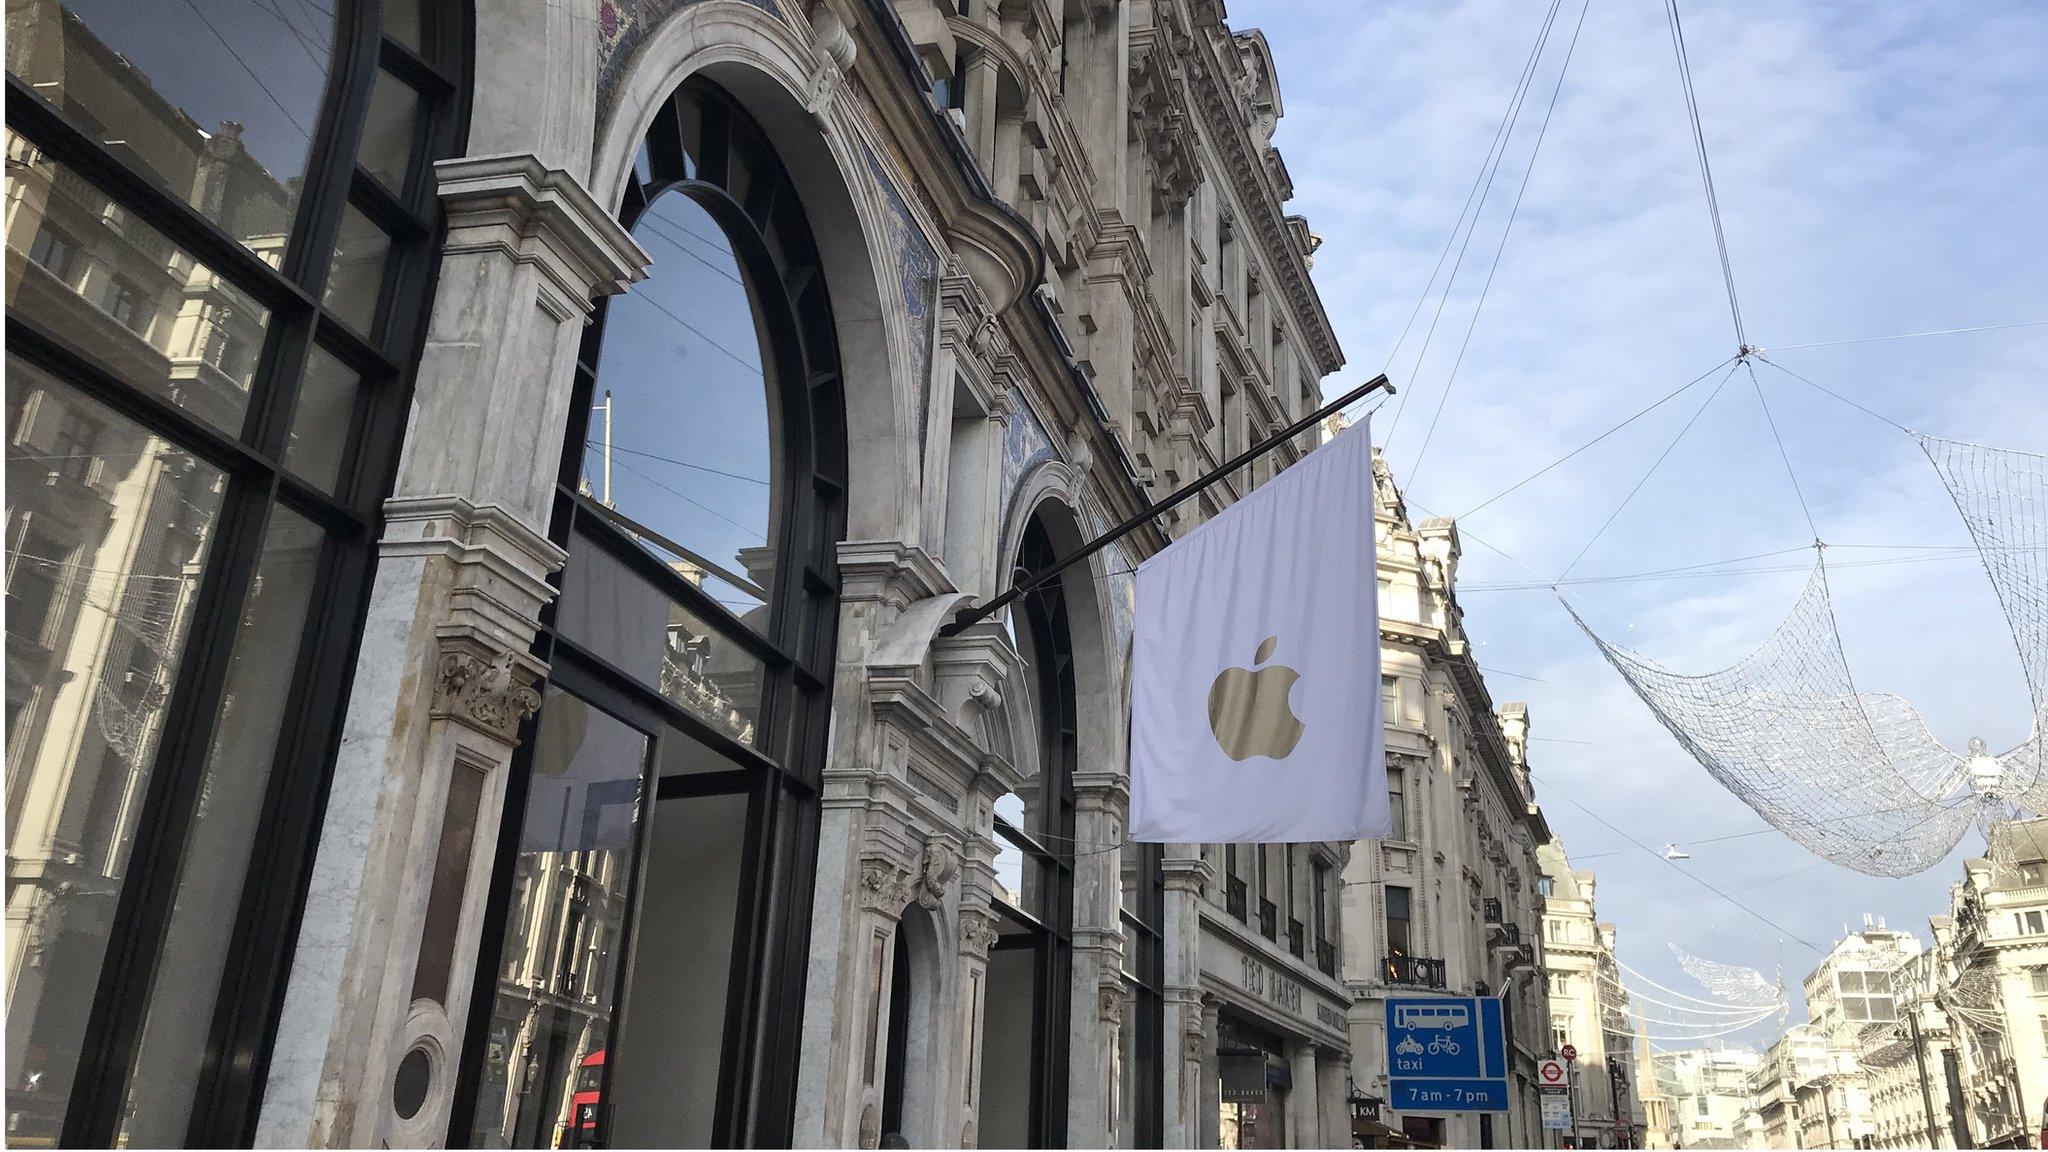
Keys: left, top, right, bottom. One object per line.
{"left": 1288, "top": 918, "right": 1305, "bottom": 959}
{"left": 1317, "top": 938, "right": 1337, "bottom": 977}
{"left": 1226, "top": 876, "right": 1248, "bottom": 922}
{"left": 1385, "top": 954, "right": 1448, "bottom": 989}
{"left": 1259, "top": 899, "right": 1278, "bottom": 941}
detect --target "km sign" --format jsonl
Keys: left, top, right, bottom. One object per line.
{"left": 1538, "top": 1059, "right": 1568, "bottom": 1091}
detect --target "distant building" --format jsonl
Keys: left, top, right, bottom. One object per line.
{"left": 1340, "top": 451, "right": 1553, "bottom": 1149}
{"left": 1540, "top": 843, "right": 1651, "bottom": 1148}
{"left": 1654, "top": 1047, "right": 1760, "bottom": 1149}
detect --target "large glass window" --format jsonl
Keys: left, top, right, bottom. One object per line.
{"left": 4, "top": 2, "right": 465, "bottom": 1143}
{"left": 455, "top": 78, "right": 846, "bottom": 1150}
{"left": 978, "top": 516, "right": 1078, "bottom": 1148}
{"left": 1120, "top": 842, "right": 1165, "bottom": 1147}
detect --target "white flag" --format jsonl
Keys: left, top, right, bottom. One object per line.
{"left": 1129, "top": 417, "right": 1386, "bottom": 842}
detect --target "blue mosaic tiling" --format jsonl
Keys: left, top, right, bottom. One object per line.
{"left": 596, "top": 0, "right": 779, "bottom": 115}
{"left": 861, "top": 146, "right": 940, "bottom": 463}
{"left": 999, "top": 386, "right": 1059, "bottom": 528}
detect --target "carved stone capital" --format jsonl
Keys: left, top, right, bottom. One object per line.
{"left": 860, "top": 860, "right": 917, "bottom": 914}
{"left": 432, "top": 646, "right": 542, "bottom": 742}
{"left": 1099, "top": 975, "right": 1128, "bottom": 1026}
{"left": 959, "top": 908, "right": 998, "bottom": 960}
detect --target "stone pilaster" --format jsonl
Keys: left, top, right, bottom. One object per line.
{"left": 1317, "top": 1048, "right": 1351, "bottom": 1149}
{"left": 1162, "top": 846, "right": 1213, "bottom": 1148}
{"left": 256, "top": 154, "right": 646, "bottom": 1149}
{"left": 1200, "top": 996, "right": 1223, "bottom": 1149}
{"left": 1284, "top": 1042, "right": 1317, "bottom": 1149}
{"left": 1067, "top": 769, "right": 1132, "bottom": 1147}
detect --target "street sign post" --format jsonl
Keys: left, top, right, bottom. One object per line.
{"left": 1560, "top": 1043, "right": 1578, "bottom": 1063}
{"left": 1385, "top": 997, "right": 1509, "bottom": 1114}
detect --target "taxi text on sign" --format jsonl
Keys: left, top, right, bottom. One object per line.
{"left": 1385, "top": 997, "right": 1509, "bottom": 1113}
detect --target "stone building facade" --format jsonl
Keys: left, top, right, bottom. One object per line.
{"left": 1539, "top": 842, "right": 1652, "bottom": 1149}
{"left": 1335, "top": 453, "right": 1553, "bottom": 1149}
{"left": 3, "top": 0, "right": 1357, "bottom": 1147}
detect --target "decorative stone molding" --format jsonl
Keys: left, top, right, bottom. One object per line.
{"left": 435, "top": 153, "right": 649, "bottom": 321}
{"left": 917, "top": 837, "right": 961, "bottom": 910}
{"left": 1098, "top": 974, "right": 1128, "bottom": 1026}
{"left": 860, "top": 860, "right": 917, "bottom": 913}
{"left": 432, "top": 648, "right": 543, "bottom": 743}
{"left": 805, "top": 4, "right": 857, "bottom": 123}
{"left": 959, "top": 908, "right": 997, "bottom": 960}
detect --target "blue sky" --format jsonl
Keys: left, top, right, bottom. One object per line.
{"left": 1234, "top": 0, "right": 2048, "bottom": 1041}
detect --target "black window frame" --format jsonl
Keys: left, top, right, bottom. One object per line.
{"left": 987, "top": 515, "right": 1078, "bottom": 1148}
{"left": 448, "top": 75, "right": 847, "bottom": 1150}
{"left": 1121, "top": 841, "right": 1166, "bottom": 1148}
{"left": 3, "top": 1, "right": 470, "bottom": 1144}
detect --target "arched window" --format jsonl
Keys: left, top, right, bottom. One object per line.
{"left": 458, "top": 78, "right": 845, "bottom": 1149}
{"left": 3, "top": 2, "right": 466, "bottom": 1144}
{"left": 980, "top": 514, "right": 1077, "bottom": 1146}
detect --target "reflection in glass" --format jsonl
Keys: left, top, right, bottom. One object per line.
{"left": 4, "top": 137, "right": 273, "bottom": 436}
{"left": 358, "top": 69, "right": 422, "bottom": 194}
{"left": 6, "top": 0, "right": 332, "bottom": 260}
{"left": 119, "top": 505, "right": 325, "bottom": 1144}
{"left": 556, "top": 536, "right": 765, "bottom": 748}
{"left": 283, "top": 345, "right": 359, "bottom": 490}
{"left": 470, "top": 689, "right": 646, "bottom": 1150}
{"left": 3, "top": 362, "right": 227, "bottom": 1145}
{"left": 323, "top": 204, "right": 392, "bottom": 336}
{"left": 606, "top": 790, "right": 749, "bottom": 1147}
{"left": 581, "top": 193, "right": 782, "bottom": 630}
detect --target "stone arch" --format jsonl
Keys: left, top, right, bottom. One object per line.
{"left": 882, "top": 900, "right": 949, "bottom": 1148}
{"left": 999, "top": 474, "right": 1121, "bottom": 779}
{"left": 591, "top": 0, "right": 923, "bottom": 543}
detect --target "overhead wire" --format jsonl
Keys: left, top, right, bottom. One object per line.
{"left": 1662, "top": 0, "right": 1745, "bottom": 349}
{"left": 1368, "top": 0, "right": 1566, "bottom": 433}
{"left": 1556, "top": 362, "right": 1740, "bottom": 579}
{"left": 1405, "top": 0, "right": 1596, "bottom": 489}
{"left": 1767, "top": 319, "right": 2048, "bottom": 353}
{"left": 1745, "top": 360, "right": 1819, "bottom": 540}
{"left": 1540, "top": 780, "right": 1826, "bottom": 953}
{"left": 1455, "top": 356, "right": 1736, "bottom": 521}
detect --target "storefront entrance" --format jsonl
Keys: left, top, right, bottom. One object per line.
{"left": 449, "top": 76, "right": 845, "bottom": 1148}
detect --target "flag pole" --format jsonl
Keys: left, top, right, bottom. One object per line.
{"left": 936, "top": 372, "right": 1393, "bottom": 638}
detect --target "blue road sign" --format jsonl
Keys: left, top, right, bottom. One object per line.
{"left": 1386, "top": 996, "right": 1508, "bottom": 1113}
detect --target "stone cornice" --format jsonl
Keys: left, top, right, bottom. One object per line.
{"left": 1182, "top": 18, "right": 1342, "bottom": 374}
{"left": 435, "top": 153, "right": 649, "bottom": 317}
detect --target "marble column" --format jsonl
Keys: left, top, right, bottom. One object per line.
{"left": 1200, "top": 997, "right": 1223, "bottom": 1150}
{"left": 255, "top": 155, "right": 646, "bottom": 1149}
{"left": 1068, "top": 769, "right": 1131, "bottom": 1148}
{"left": 1285, "top": 1042, "right": 1318, "bottom": 1149}
{"left": 1317, "top": 1047, "right": 1351, "bottom": 1149}
{"left": 1162, "top": 848, "right": 1212, "bottom": 1148}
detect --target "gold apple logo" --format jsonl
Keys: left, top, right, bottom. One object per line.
{"left": 1207, "top": 636, "right": 1306, "bottom": 761}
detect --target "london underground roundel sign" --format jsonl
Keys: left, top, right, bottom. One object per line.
{"left": 1538, "top": 1059, "right": 1568, "bottom": 1088}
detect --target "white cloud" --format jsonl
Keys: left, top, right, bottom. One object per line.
{"left": 1235, "top": 0, "right": 2048, "bottom": 1035}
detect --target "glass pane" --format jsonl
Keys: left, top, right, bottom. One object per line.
{"left": 322, "top": 203, "right": 391, "bottom": 337}
{"left": 357, "top": 69, "right": 421, "bottom": 194}
{"left": 117, "top": 505, "right": 324, "bottom": 1144}
{"left": 7, "top": 0, "right": 334, "bottom": 259}
{"left": 469, "top": 688, "right": 647, "bottom": 1149}
{"left": 3, "top": 363, "right": 227, "bottom": 1144}
{"left": 585, "top": 192, "right": 783, "bottom": 631}
{"left": 5, "top": 141, "right": 272, "bottom": 436}
{"left": 606, "top": 790, "right": 749, "bottom": 1147}
{"left": 383, "top": 0, "right": 422, "bottom": 51}
{"left": 556, "top": 536, "right": 766, "bottom": 749}
{"left": 283, "top": 344, "right": 359, "bottom": 490}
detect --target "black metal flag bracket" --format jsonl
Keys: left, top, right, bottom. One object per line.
{"left": 936, "top": 373, "right": 1393, "bottom": 638}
